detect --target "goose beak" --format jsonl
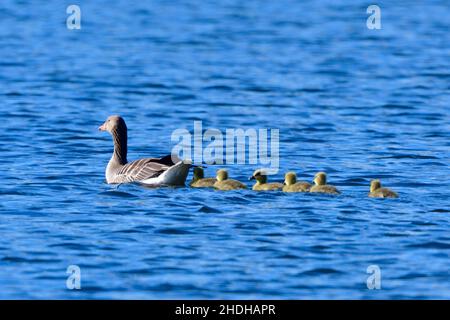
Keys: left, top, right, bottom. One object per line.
{"left": 98, "top": 122, "right": 106, "bottom": 131}
{"left": 249, "top": 176, "right": 255, "bottom": 181}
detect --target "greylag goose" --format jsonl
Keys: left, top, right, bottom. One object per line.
{"left": 250, "top": 169, "right": 283, "bottom": 191}
{"left": 309, "top": 172, "right": 340, "bottom": 194}
{"left": 99, "top": 115, "right": 191, "bottom": 186}
{"left": 190, "top": 167, "right": 216, "bottom": 188}
{"left": 369, "top": 179, "right": 398, "bottom": 198}
{"left": 213, "top": 169, "right": 247, "bottom": 190}
{"left": 283, "top": 172, "right": 311, "bottom": 192}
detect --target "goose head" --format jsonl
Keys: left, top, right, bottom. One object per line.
{"left": 99, "top": 115, "right": 127, "bottom": 134}
{"left": 216, "top": 169, "right": 228, "bottom": 182}
{"left": 249, "top": 169, "right": 267, "bottom": 184}
{"left": 313, "top": 172, "right": 327, "bottom": 186}
{"left": 284, "top": 172, "right": 297, "bottom": 186}
{"left": 193, "top": 167, "right": 205, "bottom": 180}
{"left": 370, "top": 179, "right": 382, "bottom": 192}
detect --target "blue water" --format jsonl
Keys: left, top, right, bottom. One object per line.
{"left": 1, "top": 0, "right": 449, "bottom": 299}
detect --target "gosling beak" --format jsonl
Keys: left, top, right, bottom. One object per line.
{"left": 283, "top": 182, "right": 286, "bottom": 185}
{"left": 98, "top": 122, "right": 106, "bottom": 131}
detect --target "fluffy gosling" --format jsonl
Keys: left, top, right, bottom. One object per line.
{"left": 250, "top": 169, "right": 283, "bottom": 191}
{"left": 369, "top": 179, "right": 398, "bottom": 198}
{"left": 309, "top": 172, "right": 340, "bottom": 194}
{"left": 189, "top": 167, "right": 216, "bottom": 188}
{"left": 283, "top": 172, "right": 311, "bottom": 192}
{"left": 213, "top": 169, "right": 247, "bottom": 191}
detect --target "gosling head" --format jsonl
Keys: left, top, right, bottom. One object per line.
{"left": 216, "top": 169, "right": 229, "bottom": 182}
{"left": 99, "top": 115, "right": 127, "bottom": 134}
{"left": 313, "top": 172, "right": 327, "bottom": 186}
{"left": 249, "top": 169, "right": 267, "bottom": 184}
{"left": 284, "top": 172, "right": 297, "bottom": 186}
{"left": 370, "top": 179, "right": 382, "bottom": 192}
{"left": 193, "top": 167, "right": 205, "bottom": 180}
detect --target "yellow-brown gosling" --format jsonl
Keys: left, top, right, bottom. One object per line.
{"left": 250, "top": 169, "right": 283, "bottom": 191}
{"left": 369, "top": 179, "right": 398, "bottom": 198}
{"left": 309, "top": 172, "right": 340, "bottom": 194}
{"left": 213, "top": 169, "right": 247, "bottom": 191}
{"left": 283, "top": 172, "right": 311, "bottom": 192}
{"left": 189, "top": 167, "right": 216, "bottom": 188}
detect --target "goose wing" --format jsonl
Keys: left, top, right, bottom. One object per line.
{"left": 115, "top": 155, "right": 180, "bottom": 183}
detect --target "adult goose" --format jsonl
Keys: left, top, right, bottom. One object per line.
{"left": 99, "top": 115, "right": 191, "bottom": 186}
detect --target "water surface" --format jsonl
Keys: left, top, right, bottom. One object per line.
{"left": 0, "top": 0, "right": 449, "bottom": 299}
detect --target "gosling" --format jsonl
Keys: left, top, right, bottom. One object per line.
{"left": 213, "top": 169, "right": 247, "bottom": 191}
{"left": 369, "top": 179, "right": 398, "bottom": 198}
{"left": 309, "top": 172, "right": 340, "bottom": 194}
{"left": 250, "top": 169, "right": 283, "bottom": 191}
{"left": 283, "top": 172, "right": 311, "bottom": 192}
{"left": 189, "top": 167, "right": 216, "bottom": 188}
